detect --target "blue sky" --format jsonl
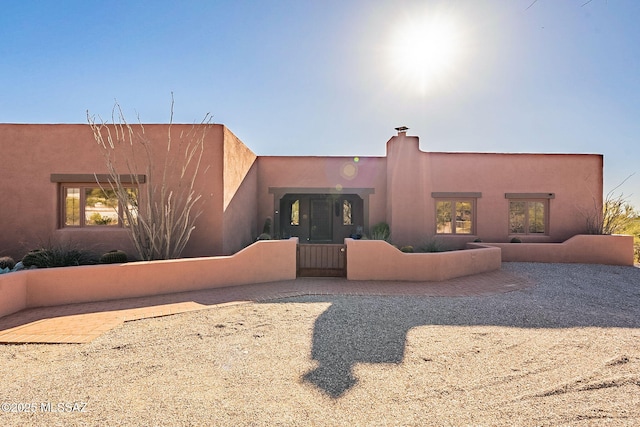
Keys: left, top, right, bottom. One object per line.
{"left": 2, "top": 0, "right": 639, "bottom": 206}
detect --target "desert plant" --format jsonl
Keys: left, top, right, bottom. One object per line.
{"left": 510, "top": 237, "right": 522, "bottom": 243}
{"left": 583, "top": 175, "right": 638, "bottom": 235}
{"left": 22, "top": 246, "right": 98, "bottom": 268}
{"left": 400, "top": 245, "right": 414, "bottom": 253}
{"left": 0, "top": 256, "right": 16, "bottom": 270}
{"left": 621, "top": 216, "right": 640, "bottom": 264}
{"left": 87, "top": 94, "right": 212, "bottom": 260}
{"left": 100, "top": 250, "right": 128, "bottom": 264}
{"left": 22, "top": 249, "right": 46, "bottom": 268}
{"left": 588, "top": 196, "right": 637, "bottom": 235}
{"left": 418, "top": 239, "right": 443, "bottom": 253}
{"left": 369, "top": 222, "right": 391, "bottom": 241}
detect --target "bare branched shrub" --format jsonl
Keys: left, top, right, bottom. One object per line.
{"left": 583, "top": 175, "right": 637, "bottom": 235}
{"left": 87, "top": 96, "right": 212, "bottom": 260}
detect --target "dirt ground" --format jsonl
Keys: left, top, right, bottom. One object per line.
{"left": 0, "top": 264, "right": 639, "bottom": 426}
{"left": 0, "top": 302, "right": 638, "bottom": 426}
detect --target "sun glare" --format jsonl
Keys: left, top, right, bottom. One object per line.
{"left": 386, "top": 12, "right": 463, "bottom": 94}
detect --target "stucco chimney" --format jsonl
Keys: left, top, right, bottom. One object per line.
{"left": 394, "top": 126, "right": 409, "bottom": 136}
{"left": 386, "top": 126, "right": 425, "bottom": 246}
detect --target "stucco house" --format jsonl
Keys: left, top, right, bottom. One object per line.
{"left": 0, "top": 124, "right": 603, "bottom": 260}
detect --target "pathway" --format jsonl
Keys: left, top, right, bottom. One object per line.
{"left": 0, "top": 270, "right": 532, "bottom": 344}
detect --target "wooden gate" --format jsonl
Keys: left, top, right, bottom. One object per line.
{"left": 297, "top": 244, "right": 346, "bottom": 277}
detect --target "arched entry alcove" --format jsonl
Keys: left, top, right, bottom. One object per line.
{"left": 269, "top": 187, "right": 373, "bottom": 243}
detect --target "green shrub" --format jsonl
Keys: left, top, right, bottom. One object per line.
{"left": 0, "top": 256, "right": 16, "bottom": 270}
{"left": 22, "top": 246, "right": 98, "bottom": 268}
{"left": 22, "top": 249, "right": 48, "bottom": 268}
{"left": 89, "top": 212, "right": 113, "bottom": 225}
{"left": 100, "top": 250, "right": 128, "bottom": 264}
{"left": 418, "top": 239, "right": 443, "bottom": 253}
{"left": 370, "top": 222, "right": 391, "bottom": 241}
{"left": 510, "top": 237, "right": 522, "bottom": 243}
{"left": 400, "top": 246, "right": 414, "bottom": 253}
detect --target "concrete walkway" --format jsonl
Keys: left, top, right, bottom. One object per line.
{"left": 0, "top": 269, "right": 532, "bottom": 344}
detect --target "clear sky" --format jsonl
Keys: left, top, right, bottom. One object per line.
{"left": 1, "top": 0, "right": 639, "bottom": 206}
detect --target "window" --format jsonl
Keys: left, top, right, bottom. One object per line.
{"left": 290, "top": 199, "right": 300, "bottom": 226}
{"left": 342, "top": 200, "right": 353, "bottom": 225}
{"left": 61, "top": 185, "right": 138, "bottom": 228}
{"left": 435, "top": 199, "right": 474, "bottom": 234}
{"left": 506, "top": 193, "right": 553, "bottom": 235}
{"left": 509, "top": 200, "right": 547, "bottom": 234}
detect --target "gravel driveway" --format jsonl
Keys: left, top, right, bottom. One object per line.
{"left": 1, "top": 262, "right": 639, "bottom": 426}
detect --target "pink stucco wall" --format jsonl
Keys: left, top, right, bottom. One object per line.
{"left": 0, "top": 123, "right": 234, "bottom": 260}
{"left": 345, "top": 239, "right": 502, "bottom": 281}
{"left": 0, "top": 239, "right": 297, "bottom": 318}
{"left": 1, "top": 124, "right": 607, "bottom": 261}
{"left": 468, "top": 234, "right": 634, "bottom": 266}
{"left": 222, "top": 127, "right": 258, "bottom": 254}
{"left": 256, "top": 155, "right": 388, "bottom": 240}
{"left": 0, "top": 271, "right": 27, "bottom": 319}
{"left": 384, "top": 133, "right": 603, "bottom": 248}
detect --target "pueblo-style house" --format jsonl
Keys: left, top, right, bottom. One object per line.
{"left": 0, "top": 124, "right": 602, "bottom": 260}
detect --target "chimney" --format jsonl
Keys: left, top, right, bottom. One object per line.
{"left": 394, "top": 126, "right": 409, "bottom": 136}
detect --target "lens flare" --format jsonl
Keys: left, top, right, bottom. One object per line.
{"left": 385, "top": 10, "right": 464, "bottom": 95}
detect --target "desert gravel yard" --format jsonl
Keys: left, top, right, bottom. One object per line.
{"left": 1, "top": 262, "right": 639, "bottom": 426}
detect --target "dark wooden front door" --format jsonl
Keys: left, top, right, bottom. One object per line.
{"left": 279, "top": 194, "right": 363, "bottom": 243}
{"left": 310, "top": 198, "right": 332, "bottom": 241}
{"left": 297, "top": 244, "right": 347, "bottom": 277}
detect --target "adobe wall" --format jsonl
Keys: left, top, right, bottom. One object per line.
{"left": 1, "top": 124, "right": 103, "bottom": 259}
{"left": 256, "top": 155, "right": 388, "bottom": 239}
{"left": 0, "top": 124, "right": 227, "bottom": 260}
{"left": 0, "top": 239, "right": 298, "bottom": 318}
{"left": 468, "top": 234, "right": 634, "bottom": 266}
{"left": 1, "top": 124, "right": 606, "bottom": 260}
{"left": 427, "top": 151, "right": 602, "bottom": 244}
{"left": 385, "top": 133, "right": 603, "bottom": 248}
{"left": 345, "top": 239, "right": 502, "bottom": 281}
{"left": 385, "top": 134, "right": 428, "bottom": 245}
{"left": 0, "top": 271, "right": 27, "bottom": 319}
{"left": 221, "top": 127, "right": 258, "bottom": 254}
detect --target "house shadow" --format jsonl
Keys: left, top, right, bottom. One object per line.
{"left": 300, "top": 297, "right": 421, "bottom": 398}
{"left": 267, "top": 267, "right": 640, "bottom": 398}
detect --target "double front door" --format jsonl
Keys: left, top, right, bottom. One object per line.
{"left": 280, "top": 194, "right": 363, "bottom": 243}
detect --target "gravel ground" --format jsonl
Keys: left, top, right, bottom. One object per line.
{"left": 0, "top": 262, "right": 639, "bottom": 426}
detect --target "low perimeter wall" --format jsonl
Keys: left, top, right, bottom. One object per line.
{"left": 0, "top": 238, "right": 298, "bottom": 319}
{"left": 1, "top": 234, "right": 633, "bottom": 320}
{"left": 345, "top": 239, "right": 502, "bottom": 281}
{"left": 467, "top": 234, "right": 634, "bottom": 266}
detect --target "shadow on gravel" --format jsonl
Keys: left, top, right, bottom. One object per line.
{"left": 270, "top": 264, "right": 640, "bottom": 398}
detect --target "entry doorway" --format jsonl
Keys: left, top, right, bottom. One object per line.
{"left": 310, "top": 198, "right": 333, "bottom": 241}
{"left": 297, "top": 243, "right": 346, "bottom": 277}
{"left": 280, "top": 194, "right": 363, "bottom": 243}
